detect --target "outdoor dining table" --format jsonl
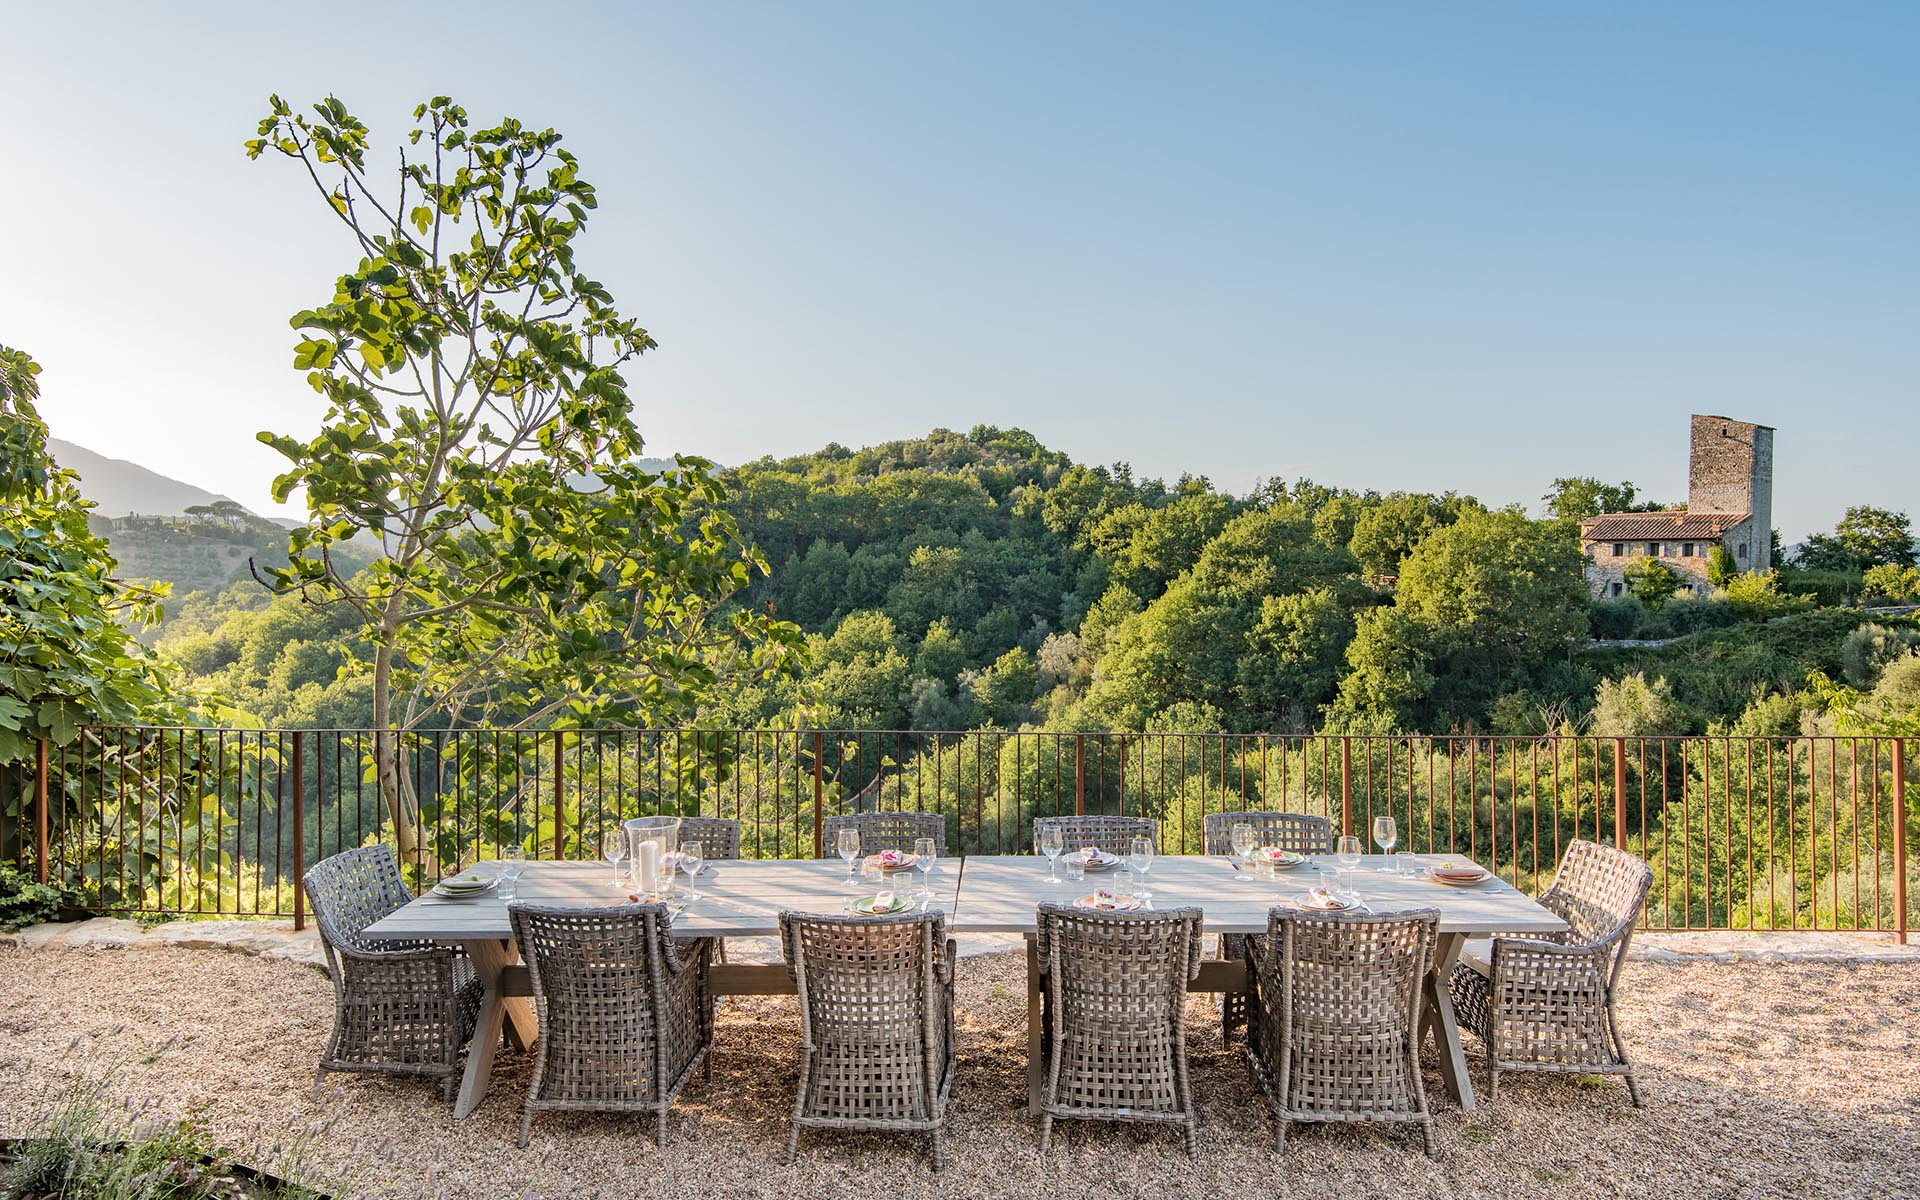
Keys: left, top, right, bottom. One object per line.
{"left": 363, "top": 857, "right": 964, "bottom": 1119}
{"left": 364, "top": 852, "right": 1562, "bottom": 1119}
{"left": 951, "top": 852, "right": 1568, "bottom": 1115}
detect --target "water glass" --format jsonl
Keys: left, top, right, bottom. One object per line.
{"left": 499, "top": 845, "right": 525, "bottom": 902}
{"left": 1334, "top": 835, "right": 1362, "bottom": 897}
{"left": 1039, "top": 825, "right": 1064, "bottom": 881}
{"left": 837, "top": 828, "right": 862, "bottom": 888}
{"left": 1127, "top": 835, "right": 1154, "bottom": 901}
{"left": 1373, "top": 815, "right": 1398, "bottom": 873}
{"left": 913, "top": 836, "right": 938, "bottom": 903}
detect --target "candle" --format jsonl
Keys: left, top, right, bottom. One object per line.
{"left": 636, "top": 839, "right": 660, "bottom": 895}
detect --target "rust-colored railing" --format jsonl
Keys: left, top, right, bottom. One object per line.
{"left": 3, "top": 728, "right": 1910, "bottom": 940}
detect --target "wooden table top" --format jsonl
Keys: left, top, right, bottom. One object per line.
{"left": 364, "top": 857, "right": 963, "bottom": 942}
{"left": 364, "top": 853, "right": 1564, "bottom": 944}
{"left": 953, "top": 854, "right": 1568, "bottom": 936}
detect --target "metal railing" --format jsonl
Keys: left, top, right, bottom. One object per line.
{"left": 4, "top": 728, "right": 1910, "bottom": 940}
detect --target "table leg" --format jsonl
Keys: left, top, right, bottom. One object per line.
{"left": 1422, "top": 931, "right": 1475, "bottom": 1111}
{"left": 1025, "top": 934, "right": 1044, "bottom": 1117}
{"left": 454, "top": 939, "right": 537, "bottom": 1120}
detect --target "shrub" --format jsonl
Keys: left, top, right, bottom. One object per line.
{"left": 1587, "top": 598, "right": 1642, "bottom": 640}
{"left": 1722, "top": 570, "right": 1813, "bottom": 619}
{"left": 1776, "top": 566, "right": 1861, "bottom": 608}
{"left": 1662, "top": 594, "right": 1742, "bottom": 635}
{"left": 1862, "top": 563, "right": 1920, "bottom": 603}
{"left": 0, "top": 863, "right": 80, "bottom": 932}
{"left": 1839, "top": 623, "right": 1920, "bottom": 689}
{"left": 1591, "top": 671, "right": 1685, "bottom": 736}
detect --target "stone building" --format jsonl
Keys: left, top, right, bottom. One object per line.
{"left": 1581, "top": 415, "right": 1774, "bottom": 598}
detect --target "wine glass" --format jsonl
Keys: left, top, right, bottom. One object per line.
{"left": 837, "top": 827, "right": 862, "bottom": 888}
{"left": 1229, "top": 822, "right": 1257, "bottom": 880}
{"left": 1039, "top": 825, "right": 1065, "bottom": 881}
{"left": 1127, "top": 835, "right": 1154, "bottom": 902}
{"left": 602, "top": 828, "right": 628, "bottom": 887}
{"left": 1335, "top": 835, "right": 1363, "bottom": 897}
{"left": 913, "top": 836, "right": 938, "bottom": 904}
{"left": 1373, "top": 815, "right": 1398, "bottom": 873}
{"left": 676, "top": 842, "right": 703, "bottom": 900}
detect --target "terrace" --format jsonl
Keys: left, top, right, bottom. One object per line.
{"left": 2, "top": 727, "right": 1916, "bottom": 1199}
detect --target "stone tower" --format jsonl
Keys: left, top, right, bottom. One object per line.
{"left": 1687, "top": 414, "right": 1774, "bottom": 571}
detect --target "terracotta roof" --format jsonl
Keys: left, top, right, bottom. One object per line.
{"left": 1579, "top": 511, "right": 1748, "bottom": 541}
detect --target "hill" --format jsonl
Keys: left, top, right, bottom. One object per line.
{"left": 48, "top": 438, "right": 246, "bottom": 517}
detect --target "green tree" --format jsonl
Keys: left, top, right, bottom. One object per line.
{"left": 804, "top": 611, "right": 910, "bottom": 728}
{"left": 1706, "top": 544, "right": 1737, "bottom": 588}
{"left": 972, "top": 647, "right": 1039, "bottom": 727}
{"left": 1541, "top": 477, "right": 1665, "bottom": 522}
{"left": 1623, "top": 556, "right": 1683, "bottom": 611}
{"left": 0, "top": 346, "right": 173, "bottom": 763}
{"left": 1348, "top": 492, "right": 1481, "bottom": 582}
{"left": 1835, "top": 505, "right": 1916, "bottom": 570}
{"left": 1331, "top": 510, "right": 1589, "bottom": 729}
{"left": 248, "top": 96, "right": 801, "bottom": 849}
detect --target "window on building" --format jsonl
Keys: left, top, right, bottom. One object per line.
{"left": 1612, "top": 542, "right": 1624, "bottom": 557}
{"left": 1645, "top": 542, "right": 1660, "bottom": 557}
{"left": 1610, "top": 581, "right": 1623, "bottom": 597}
{"left": 1682, "top": 542, "right": 1695, "bottom": 557}
{"left": 1738, "top": 543, "right": 1748, "bottom": 561}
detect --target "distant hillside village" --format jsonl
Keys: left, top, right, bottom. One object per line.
{"left": 1581, "top": 415, "right": 1773, "bottom": 598}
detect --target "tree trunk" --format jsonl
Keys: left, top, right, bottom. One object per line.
{"left": 372, "top": 641, "right": 418, "bottom": 857}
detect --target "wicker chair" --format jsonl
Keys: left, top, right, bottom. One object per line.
{"left": 819, "top": 811, "right": 948, "bottom": 857}
{"left": 507, "top": 902, "right": 715, "bottom": 1148}
{"left": 303, "top": 845, "right": 482, "bottom": 1099}
{"left": 1447, "top": 839, "right": 1653, "bottom": 1107}
{"left": 1032, "top": 815, "right": 1158, "bottom": 858}
{"left": 1034, "top": 902, "right": 1204, "bottom": 1159}
{"left": 1243, "top": 907, "right": 1439, "bottom": 1157}
{"left": 1202, "top": 812, "right": 1335, "bottom": 1041}
{"left": 779, "top": 910, "right": 957, "bottom": 1170}
{"left": 672, "top": 817, "right": 742, "bottom": 860}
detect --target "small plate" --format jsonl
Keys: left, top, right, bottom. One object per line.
{"left": 1256, "top": 849, "right": 1310, "bottom": 870}
{"left": 430, "top": 876, "right": 500, "bottom": 899}
{"left": 627, "top": 894, "right": 690, "bottom": 917}
{"left": 1072, "top": 850, "right": 1121, "bottom": 871}
{"left": 1429, "top": 869, "right": 1490, "bottom": 887}
{"left": 847, "top": 893, "right": 915, "bottom": 915}
{"left": 1288, "top": 890, "right": 1357, "bottom": 913}
{"left": 1074, "top": 892, "right": 1143, "bottom": 911}
{"left": 864, "top": 853, "right": 918, "bottom": 873}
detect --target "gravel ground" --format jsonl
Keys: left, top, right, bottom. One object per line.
{"left": 1, "top": 946, "right": 1915, "bottom": 1200}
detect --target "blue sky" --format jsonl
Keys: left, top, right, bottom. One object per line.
{"left": 2, "top": 2, "right": 1914, "bottom": 537}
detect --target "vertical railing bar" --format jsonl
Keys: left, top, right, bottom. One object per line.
{"left": 292, "top": 731, "right": 305, "bottom": 929}
{"left": 1829, "top": 739, "right": 1840, "bottom": 930}
{"left": 553, "top": 730, "right": 565, "bottom": 861}
{"left": 1892, "top": 738, "right": 1907, "bottom": 944}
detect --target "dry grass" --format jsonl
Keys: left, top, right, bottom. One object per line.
{"left": 1, "top": 945, "right": 1916, "bottom": 1199}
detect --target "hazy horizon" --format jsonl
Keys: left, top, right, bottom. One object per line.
{"left": 4, "top": 3, "right": 1915, "bottom": 538}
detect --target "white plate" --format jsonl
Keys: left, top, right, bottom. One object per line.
{"left": 430, "top": 876, "right": 500, "bottom": 900}
{"left": 1073, "top": 893, "right": 1143, "bottom": 911}
{"left": 847, "top": 894, "right": 915, "bottom": 915}
{"left": 1287, "top": 891, "right": 1358, "bottom": 913}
